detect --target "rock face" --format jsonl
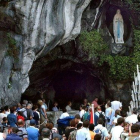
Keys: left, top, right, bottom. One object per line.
{"left": 0, "top": 0, "right": 91, "bottom": 106}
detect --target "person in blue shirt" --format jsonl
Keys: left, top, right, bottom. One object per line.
{"left": 7, "top": 107, "right": 17, "bottom": 127}
{"left": 5, "top": 127, "right": 22, "bottom": 140}
{"left": 52, "top": 102, "right": 59, "bottom": 112}
{"left": 26, "top": 119, "right": 40, "bottom": 140}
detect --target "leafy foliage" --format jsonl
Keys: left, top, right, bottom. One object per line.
{"left": 79, "top": 29, "right": 140, "bottom": 81}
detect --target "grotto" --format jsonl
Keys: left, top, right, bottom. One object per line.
{"left": 0, "top": 0, "right": 140, "bottom": 112}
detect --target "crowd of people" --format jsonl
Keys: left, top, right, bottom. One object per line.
{"left": 0, "top": 97, "right": 139, "bottom": 140}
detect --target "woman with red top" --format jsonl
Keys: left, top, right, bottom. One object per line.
{"left": 17, "top": 111, "right": 25, "bottom": 121}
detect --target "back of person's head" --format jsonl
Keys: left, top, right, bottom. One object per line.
{"left": 98, "top": 118, "right": 103, "bottom": 125}
{"left": 46, "top": 123, "right": 53, "bottom": 130}
{"left": 131, "top": 124, "right": 140, "bottom": 133}
{"left": 26, "top": 103, "right": 32, "bottom": 109}
{"left": 32, "top": 105, "right": 38, "bottom": 110}
{"left": 4, "top": 106, "right": 9, "bottom": 111}
{"left": 94, "top": 134, "right": 101, "bottom": 140}
{"left": 68, "top": 101, "right": 71, "bottom": 105}
{"left": 70, "top": 119, "right": 76, "bottom": 127}
{"left": 3, "top": 117, "right": 7, "bottom": 122}
{"left": 114, "top": 97, "right": 118, "bottom": 101}
{"left": 117, "top": 117, "right": 124, "bottom": 125}
{"left": 0, "top": 108, "right": 4, "bottom": 113}
{"left": 10, "top": 107, "right": 15, "bottom": 113}
{"left": 97, "top": 106, "right": 101, "bottom": 110}
{"left": 107, "top": 102, "right": 111, "bottom": 107}
{"left": 12, "top": 127, "right": 19, "bottom": 133}
{"left": 89, "top": 124, "right": 94, "bottom": 131}
{"left": 133, "top": 108, "right": 137, "bottom": 114}
{"left": 30, "top": 119, "right": 36, "bottom": 126}
{"left": 83, "top": 120, "right": 89, "bottom": 128}
{"left": 75, "top": 114, "right": 80, "bottom": 119}
{"left": 41, "top": 128, "right": 50, "bottom": 138}
{"left": 62, "top": 108, "right": 67, "bottom": 113}
{"left": 17, "top": 111, "right": 23, "bottom": 116}
{"left": 77, "top": 123, "right": 83, "bottom": 129}
{"left": 121, "top": 111, "right": 127, "bottom": 118}
{"left": 138, "top": 114, "right": 140, "bottom": 122}
{"left": 17, "top": 119, "right": 24, "bottom": 126}
{"left": 115, "top": 109, "right": 120, "bottom": 117}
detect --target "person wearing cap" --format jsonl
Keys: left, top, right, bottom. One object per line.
{"left": 26, "top": 119, "right": 40, "bottom": 140}
{"left": 5, "top": 127, "right": 22, "bottom": 140}
{"left": 41, "top": 128, "right": 50, "bottom": 140}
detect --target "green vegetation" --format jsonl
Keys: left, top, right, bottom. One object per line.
{"left": 7, "top": 33, "right": 19, "bottom": 60}
{"left": 79, "top": 29, "right": 140, "bottom": 81}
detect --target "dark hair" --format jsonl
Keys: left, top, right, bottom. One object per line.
{"left": 131, "top": 124, "right": 140, "bottom": 133}
{"left": 77, "top": 123, "right": 82, "bottom": 129}
{"left": 3, "top": 117, "right": 7, "bottom": 122}
{"left": 10, "top": 107, "right": 16, "bottom": 113}
{"left": 62, "top": 108, "right": 67, "bottom": 113}
{"left": 32, "top": 105, "right": 38, "bottom": 110}
{"left": 0, "top": 108, "right": 4, "bottom": 113}
{"left": 107, "top": 102, "right": 111, "bottom": 107}
{"left": 94, "top": 134, "right": 101, "bottom": 140}
{"left": 17, "top": 120, "right": 24, "bottom": 126}
{"left": 117, "top": 117, "right": 124, "bottom": 125}
{"left": 137, "top": 114, "right": 140, "bottom": 122}
{"left": 83, "top": 120, "right": 89, "bottom": 128}
{"left": 121, "top": 111, "right": 127, "bottom": 118}
{"left": 70, "top": 119, "right": 76, "bottom": 127}
{"left": 115, "top": 110, "right": 120, "bottom": 117}
{"left": 133, "top": 108, "right": 137, "bottom": 114}
{"left": 89, "top": 124, "right": 94, "bottom": 131}
{"left": 98, "top": 118, "right": 103, "bottom": 125}
{"left": 75, "top": 114, "right": 80, "bottom": 119}
{"left": 12, "top": 127, "right": 19, "bottom": 133}
{"left": 17, "top": 111, "right": 23, "bottom": 116}
{"left": 41, "top": 128, "right": 50, "bottom": 138}
{"left": 68, "top": 101, "right": 71, "bottom": 105}
{"left": 4, "top": 106, "right": 9, "bottom": 111}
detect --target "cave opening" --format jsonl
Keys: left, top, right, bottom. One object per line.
{"left": 49, "top": 70, "right": 102, "bottom": 110}
{"left": 22, "top": 58, "right": 108, "bottom": 110}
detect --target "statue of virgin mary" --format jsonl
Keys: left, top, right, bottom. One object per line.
{"left": 113, "top": 9, "right": 124, "bottom": 44}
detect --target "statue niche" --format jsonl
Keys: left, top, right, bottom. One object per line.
{"left": 113, "top": 9, "right": 124, "bottom": 44}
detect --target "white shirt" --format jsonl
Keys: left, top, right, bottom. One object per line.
{"left": 5, "top": 111, "right": 10, "bottom": 115}
{"left": 76, "top": 127, "right": 90, "bottom": 140}
{"left": 0, "top": 133, "right": 5, "bottom": 140}
{"left": 59, "top": 112, "right": 69, "bottom": 119}
{"left": 111, "top": 101, "right": 122, "bottom": 111}
{"left": 0, "top": 113, "right": 7, "bottom": 122}
{"left": 79, "top": 110, "right": 85, "bottom": 118}
{"left": 125, "top": 114, "right": 138, "bottom": 124}
{"left": 94, "top": 124, "right": 109, "bottom": 138}
{"left": 111, "top": 125, "right": 124, "bottom": 140}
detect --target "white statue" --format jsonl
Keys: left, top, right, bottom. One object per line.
{"left": 113, "top": 9, "right": 124, "bottom": 44}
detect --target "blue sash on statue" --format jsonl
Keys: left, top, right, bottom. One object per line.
{"left": 117, "top": 20, "right": 120, "bottom": 38}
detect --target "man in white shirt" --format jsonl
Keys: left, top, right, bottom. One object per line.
{"left": 0, "top": 108, "right": 7, "bottom": 123}
{"left": 105, "top": 102, "right": 115, "bottom": 132}
{"left": 125, "top": 108, "right": 138, "bottom": 124}
{"left": 110, "top": 117, "right": 124, "bottom": 140}
{"left": 76, "top": 120, "right": 90, "bottom": 140}
{"left": 66, "top": 101, "right": 72, "bottom": 111}
{"left": 59, "top": 108, "right": 69, "bottom": 119}
{"left": 94, "top": 118, "right": 109, "bottom": 140}
{"left": 111, "top": 97, "right": 122, "bottom": 111}
{"left": 79, "top": 106, "right": 86, "bottom": 118}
